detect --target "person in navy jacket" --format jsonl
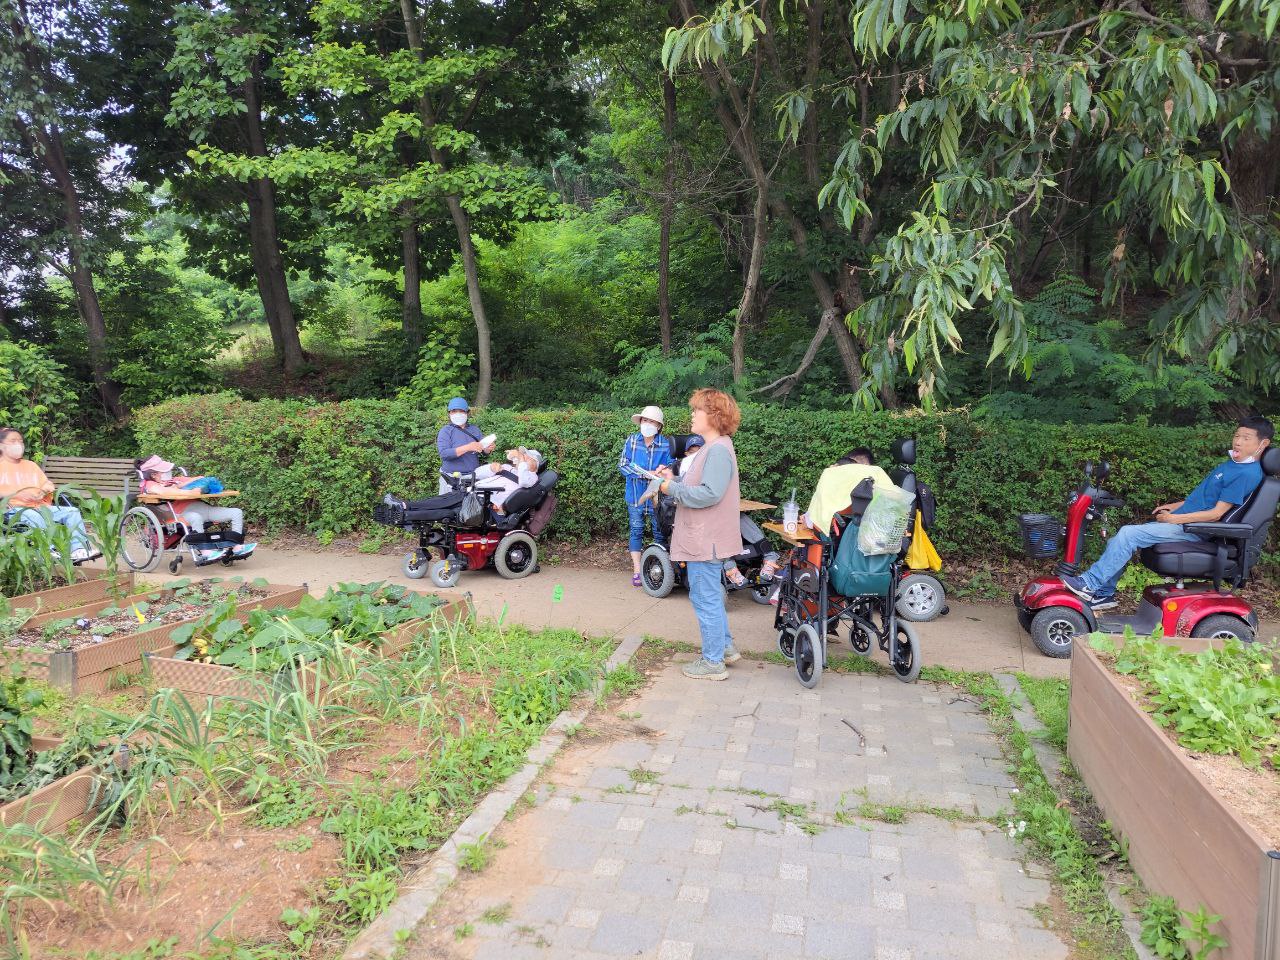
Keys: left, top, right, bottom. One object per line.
{"left": 437, "top": 397, "right": 495, "bottom": 493}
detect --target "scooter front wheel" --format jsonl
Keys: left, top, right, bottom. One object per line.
{"left": 1030, "top": 606, "right": 1085, "bottom": 658}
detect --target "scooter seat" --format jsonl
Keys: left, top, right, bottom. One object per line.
{"left": 1140, "top": 540, "right": 1237, "bottom": 579}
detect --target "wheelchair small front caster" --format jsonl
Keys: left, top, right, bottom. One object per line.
{"left": 168, "top": 557, "right": 182, "bottom": 575}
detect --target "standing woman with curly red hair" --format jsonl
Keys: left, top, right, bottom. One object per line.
{"left": 654, "top": 389, "right": 744, "bottom": 680}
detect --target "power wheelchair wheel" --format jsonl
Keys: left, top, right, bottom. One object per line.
{"left": 793, "top": 623, "right": 823, "bottom": 688}
{"left": 896, "top": 573, "right": 946, "bottom": 622}
{"left": 495, "top": 531, "right": 538, "bottom": 580}
{"left": 749, "top": 582, "right": 773, "bottom": 605}
{"left": 640, "top": 545, "right": 675, "bottom": 598}
{"left": 120, "top": 507, "right": 164, "bottom": 573}
{"left": 889, "top": 621, "right": 921, "bottom": 683}
{"left": 402, "top": 551, "right": 429, "bottom": 580}
{"left": 429, "top": 556, "right": 462, "bottom": 588}
{"left": 1030, "top": 606, "right": 1084, "bottom": 659}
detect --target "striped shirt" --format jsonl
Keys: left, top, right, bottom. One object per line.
{"left": 618, "top": 433, "right": 673, "bottom": 507}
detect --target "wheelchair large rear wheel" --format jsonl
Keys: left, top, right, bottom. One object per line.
{"left": 888, "top": 621, "right": 921, "bottom": 683}
{"left": 495, "top": 531, "right": 538, "bottom": 580}
{"left": 120, "top": 507, "right": 164, "bottom": 573}
{"left": 793, "top": 623, "right": 823, "bottom": 688}
{"left": 640, "top": 545, "right": 675, "bottom": 598}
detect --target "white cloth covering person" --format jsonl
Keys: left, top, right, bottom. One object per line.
{"left": 474, "top": 448, "right": 543, "bottom": 513}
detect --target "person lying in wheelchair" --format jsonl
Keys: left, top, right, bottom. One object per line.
{"left": 383, "top": 447, "right": 544, "bottom": 521}
{"left": 0, "top": 427, "right": 100, "bottom": 562}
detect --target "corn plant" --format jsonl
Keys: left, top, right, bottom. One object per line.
{"left": 72, "top": 492, "right": 128, "bottom": 599}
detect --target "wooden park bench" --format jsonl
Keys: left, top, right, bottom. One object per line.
{"left": 41, "top": 457, "right": 138, "bottom": 502}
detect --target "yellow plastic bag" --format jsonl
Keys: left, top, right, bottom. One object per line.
{"left": 906, "top": 514, "right": 942, "bottom": 571}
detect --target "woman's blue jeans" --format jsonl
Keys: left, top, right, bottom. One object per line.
{"left": 627, "top": 502, "right": 664, "bottom": 552}
{"left": 686, "top": 559, "right": 732, "bottom": 664}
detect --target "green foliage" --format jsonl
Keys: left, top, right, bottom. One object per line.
{"left": 133, "top": 393, "right": 1252, "bottom": 570}
{"left": 1092, "top": 630, "right": 1280, "bottom": 767}
{"left": 1141, "top": 895, "right": 1229, "bottom": 960}
{"left": 1015, "top": 675, "right": 1070, "bottom": 750}
{"left": 397, "top": 334, "right": 473, "bottom": 411}
{"left": 0, "top": 342, "right": 78, "bottom": 455}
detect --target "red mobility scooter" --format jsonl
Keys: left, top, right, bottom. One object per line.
{"left": 1013, "top": 449, "right": 1280, "bottom": 657}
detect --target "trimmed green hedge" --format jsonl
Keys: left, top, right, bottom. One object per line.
{"left": 134, "top": 393, "right": 1234, "bottom": 559}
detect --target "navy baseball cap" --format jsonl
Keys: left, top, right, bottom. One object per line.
{"left": 447, "top": 397, "right": 470, "bottom": 411}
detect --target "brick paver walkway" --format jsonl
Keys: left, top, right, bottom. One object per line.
{"left": 407, "top": 658, "right": 1069, "bottom": 960}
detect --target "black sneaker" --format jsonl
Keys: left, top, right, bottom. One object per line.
{"left": 1090, "top": 595, "right": 1118, "bottom": 612}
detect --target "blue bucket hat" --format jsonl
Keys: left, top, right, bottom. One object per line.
{"left": 447, "top": 397, "right": 470, "bottom": 412}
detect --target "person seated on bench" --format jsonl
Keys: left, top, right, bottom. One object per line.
{"left": 1060, "top": 416, "right": 1273, "bottom": 610}
{"left": 803, "top": 446, "right": 897, "bottom": 534}
{"left": 0, "top": 427, "right": 97, "bottom": 561}
{"left": 387, "top": 447, "right": 544, "bottom": 517}
{"left": 136, "top": 455, "right": 256, "bottom": 561}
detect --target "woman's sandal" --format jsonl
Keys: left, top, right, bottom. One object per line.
{"left": 758, "top": 559, "right": 782, "bottom": 582}
{"left": 631, "top": 573, "right": 642, "bottom": 587}
{"left": 725, "top": 569, "right": 747, "bottom": 587}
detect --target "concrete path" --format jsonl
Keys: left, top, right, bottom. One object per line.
{"left": 403, "top": 657, "right": 1068, "bottom": 960}
{"left": 162, "top": 546, "right": 1073, "bottom": 678}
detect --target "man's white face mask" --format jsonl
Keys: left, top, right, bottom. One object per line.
{"left": 450, "top": 412, "right": 468, "bottom": 427}
{"left": 639, "top": 422, "right": 659, "bottom": 439}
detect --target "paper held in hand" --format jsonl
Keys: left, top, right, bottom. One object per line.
{"left": 481, "top": 433, "right": 497, "bottom": 447}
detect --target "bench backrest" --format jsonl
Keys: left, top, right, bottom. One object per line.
{"left": 41, "top": 456, "right": 136, "bottom": 500}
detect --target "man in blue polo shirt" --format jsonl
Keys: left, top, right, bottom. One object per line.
{"left": 1062, "top": 416, "right": 1273, "bottom": 610}
{"left": 436, "top": 397, "right": 495, "bottom": 493}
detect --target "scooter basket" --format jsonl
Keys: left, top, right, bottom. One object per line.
{"left": 1018, "top": 513, "right": 1061, "bottom": 559}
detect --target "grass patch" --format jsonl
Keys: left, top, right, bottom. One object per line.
{"left": 1017, "top": 674, "right": 1070, "bottom": 750}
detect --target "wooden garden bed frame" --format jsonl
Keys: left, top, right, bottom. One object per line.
{"left": 145, "top": 595, "right": 471, "bottom": 703}
{"left": 5, "top": 571, "right": 135, "bottom": 616}
{"left": 0, "top": 736, "right": 128, "bottom": 833}
{"left": 1069, "top": 639, "right": 1280, "bottom": 960}
{"left": 4, "top": 582, "right": 307, "bottom": 695}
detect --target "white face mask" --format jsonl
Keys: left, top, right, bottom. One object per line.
{"left": 1228, "top": 449, "right": 1259, "bottom": 465}
{"left": 639, "top": 422, "right": 659, "bottom": 439}
{"left": 2, "top": 441, "right": 23, "bottom": 459}
{"left": 157, "top": 470, "right": 173, "bottom": 483}
{"left": 450, "top": 412, "right": 468, "bottom": 427}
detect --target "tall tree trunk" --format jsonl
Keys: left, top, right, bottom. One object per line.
{"left": 400, "top": 203, "right": 424, "bottom": 352}
{"left": 732, "top": 187, "right": 768, "bottom": 383}
{"left": 401, "top": 0, "right": 494, "bottom": 406}
{"left": 658, "top": 70, "right": 677, "bottom": 356}
{"left": 241, "top": 67, "right": 305, "bottom": 373}
{"left": 30, "top": 122, "right": 125, "bottom": 418}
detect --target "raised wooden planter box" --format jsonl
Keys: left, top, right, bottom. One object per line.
{"left": 145, "top": 595, "right": 471, "bottom": 703}
{"left": 5, "top": 583, "right": 307, "bottom": 695}
{"left": 0, "top": 736, "right": 127, "bottom": 833}
{"left": 5, "top": 571, "right": 135, "bottom": 615}
{"left": 1069, "top": 641, "right": 1280, "bottom": 960}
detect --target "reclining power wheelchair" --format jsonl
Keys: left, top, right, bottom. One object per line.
{"left": 374, "top": 464, "right": 560, "bottom": 589}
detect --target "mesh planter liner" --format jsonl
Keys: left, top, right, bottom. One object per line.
{"left": 5, "top": 572, "right": 135, "bottom": 615}
{"left": 1069, "top": 639, "right": 1280, "bottom": 960}
{"left": 146, "top": 595, "right": 471, "bottom": 705}
{"left": 5, "top": 583, "right": 307, "bottom": 695}
{"left": 0, "top": 735, "right": 128, "bottom": 833}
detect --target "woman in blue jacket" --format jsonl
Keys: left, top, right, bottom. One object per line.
{"left": 619, "top": 405, "right": 672, "bottom": 585}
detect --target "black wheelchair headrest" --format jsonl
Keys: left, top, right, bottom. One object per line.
{"left": 539, "top": 469, "right": 559, "bottom": 491}
{"left": 890, "top": 438, "right": 916, "bottom": 466}
{"left": 669, "top": 434, "right": 697, "bottom": 460}
{"left": 1262, "top": 446, "right": 1280, "bottom": 477}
